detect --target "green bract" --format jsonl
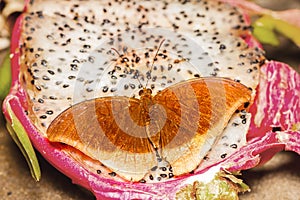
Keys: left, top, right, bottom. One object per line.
{"left": 253, "top": 15, "right": 300, "bottom": 47}
{"left": 0, "top": 52, "right": 11, "bottom": 100}
{"left": 5, "top": 102, "right": 41, "bottom": 181}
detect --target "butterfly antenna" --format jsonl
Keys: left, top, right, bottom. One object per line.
{"left": 111, "top": 47, "right": 122, "bottom": 57}
{"left": 145, "top": 39, "right": 165, "bottom": 88}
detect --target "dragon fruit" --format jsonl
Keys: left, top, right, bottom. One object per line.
{"left": 2, "top": 0, "right": 300, "bottom": 199}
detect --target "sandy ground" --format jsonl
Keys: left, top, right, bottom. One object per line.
{"left": 1, "top": 0, "right": 300, "bottom": 199}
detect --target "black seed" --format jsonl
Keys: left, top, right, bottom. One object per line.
{"left": 160, "top": 167, "right": 167, "bottom": 171}
{"left": 41, "top": 59, "right": 47, "bottom": 66}
{"left": 135, "top": 56, "right": 141, "bottom": 63}
{"left": 88, "top": 56, "right": 94, "bottom": 63}
{"left": 96, "top": 170, "right": 101, "bottom": 174}
{"left": 102, "top": 86, "right": 108, "bottom": 92}
{"left": 40, "top": 115, "right": 47, "bottom": 119}
{"left": 38, "top": 98, "right": 44, "bottom": 103}
{"left": 48, "top": 70, "right": 55, "bottom": 75}
{"left": 36, "top": 11, "right": 44, "bottom": 18}
{"left": 42, "top": 76, "right": 50, "bottom": 81}
{"left": 272, "top": 127, "right": 282, "bottom": 132}
{"left": 83, "top": 44, "right": 91, "bottom": 49}
{"left": 108, "top": 70, "right": 115, "bottom": 75}
{"left": 219, "top": 44, "right": 226, "bottom": 50}
{"left": 239, "top": 54, "right": 246, "bottom": 58}
{"left": 63, "top": 84, "right": 69, "bottom": 88}
{"left": 86, "top": 88, "right": 93, "bottom": 92}
{"left": 242, "top": 118, "right": 247, "bottom": 124}
{"left": 169, "top": 173, "right": 174, "bottom": 178}
{"left": 73, "top": 59, "right": 80, "bottom": 63}
{"left": 221, "top": 153, "right": 227, "bottom": 159}
{"left": 232, "top": 122, "right": 239, "bottom": 127}
{"left": 160, "top": 174, "right": 167, "bottom": 178}
{"left": 149, "top": 174, "right": 154, "bottom": 180}
{"left": 35, "top": 85, "right": 41, "bottom": 91}
{"left": 70, "top": 64, "right": 78, "bottom": 71}
{"left": 244, "top": 102, "right": 250, "bottom": 108}
{"left": 157, "top": 177, "right": 162, "bottom": 181}
{"left": 108, "top": 172, "right": 116, "bottom": 177}
{"left": 68, "top": 76, "right": 76, "bottom": 79}
{"left": 46, "top": 110, "right": 53, "bottom": 115}
{"left": 151, "top": 166, "right": 158, "bottom": 171}
{"left": 49, "top": 96, "right": 57, "bottom": 100}
{"left": 139, "top": 179, "right": 146, "bottom": 183}
{"left": 230, "top": 144, "right": 238, "bottom": 149}
{"left": 211, "top": 72, "right": 217, "bottom": 76}
{"left": 129, "top": 84, "right": 135, "bottom": 89}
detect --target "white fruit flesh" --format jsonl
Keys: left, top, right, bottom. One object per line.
{"left": 20, "top": 0, "right": 264, "bottom": 182}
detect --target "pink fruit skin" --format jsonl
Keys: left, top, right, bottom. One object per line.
{"left": 249, "top": 61, "right": 300, "bottom": 139}
{"left": 2, "top": 2, "right": 300, "bottom": 200}
{"left": 248, "top": 61, "right": 300, "bottom": 158}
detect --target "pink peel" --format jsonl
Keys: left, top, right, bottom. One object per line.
{"left": 249, "top": 61, "right": 300, "bottom": 139}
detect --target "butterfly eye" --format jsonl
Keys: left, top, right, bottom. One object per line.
{"left": 139, "top": 89, "right": 144, "bottom": 96}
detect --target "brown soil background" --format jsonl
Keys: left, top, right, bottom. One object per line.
{"left": 1, "top": 0, "right": 300, "bottom": 199}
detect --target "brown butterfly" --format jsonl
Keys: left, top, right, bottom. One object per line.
{"left": 47, "top": 77, "right": 251, "bottom": 181}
